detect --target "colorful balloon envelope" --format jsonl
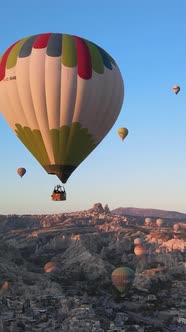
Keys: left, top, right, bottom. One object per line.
{"left": 118, "top": 127, "right": 128, "bottom": 141}
{"left": 111, "top": 267, "right": 134, "bottom": 293}
{"left": 134, "top": 245, "right": 146, "bottom": 257}
{"left": 172, "top": 85, "right": 180, "bottom": 94}
{"left": 0, "top": 33, "right": 124, "bottom": 183}
{"left": 17, "top": 167, "right": 26, "bottom": 178}
{"left": 44, "top": 261, "right": 61, "bottom": 273}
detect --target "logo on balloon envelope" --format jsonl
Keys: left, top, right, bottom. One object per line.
{"left": 3, "top": 76, "right": 16, "bottom": 81}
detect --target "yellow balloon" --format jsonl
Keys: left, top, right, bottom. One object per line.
{"left": 118, "top": 127, "right": 128, "bottom": 141}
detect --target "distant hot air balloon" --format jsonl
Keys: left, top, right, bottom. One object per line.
{"left": 0, "top": 281, "right": 9, "bottom": 296}
{"left": 44, "top": 261, "right": 61, "bottom": 273}
{"left": 134, "top": 245, "right": 146, "bottom": 257}
{"left": 0, "top": 33, "right": 124, "bottom": 187}
{"left": 173, "top": 223, "right": 181, "bottom": 232}
{"left": 118, "top": 127, "right": 128, "bottom": 141}
{"left": 156, "top": 218, "right": 164, "bottom": 227}
{"left": 144, "top": 217, "right": 152, "bottom": 226}
{"left": 111, "top": 267, "right": 134, "bottom": 293}
{"left": 134, "top": 237, "right": 144, "bottom": 246}
{"left": 17, "top": 167, "right": 26, "bottom": 178}
{"left": 172, "top": 85, "right": 180, "bottom": 94}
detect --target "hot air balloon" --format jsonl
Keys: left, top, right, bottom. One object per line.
{"left": 156, "top": 218, "right": 164, "bottom": 227}
{"left": 44, "top": 261, "right": 61, "bottom": 273}
{"left": 111, "top": 267, "right": 134, "bottom": 293}
{"left": 118, "top": 127, "right": 128, "bottom": 141}
{"left": 134, "top": 245, "right": 146, "bottom": 257}
{"left": 134, "top": 237, "right": 144, "bottom": 246}
{"left": 172, "top": 85, "right": 180, "bottom": 94}
{"left": 17, "top": 167, "right": 26, "bottom": 178}
{"left": 144, "top": 217, "right": 152, "bottom": 226}
{"left": 173, "top": 223, "right": 181, "bottom": 232}
{"left": 0, "top": 33, "right": 124, "bottom": 198}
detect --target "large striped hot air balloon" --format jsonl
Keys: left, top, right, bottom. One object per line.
{"left": 0, "top": 33, "right": 124, "bottom": 184}
{"left": 111, "top": 267, "right": 134, "bottom": 293}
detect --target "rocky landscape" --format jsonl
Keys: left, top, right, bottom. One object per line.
{"left": 0, "top": 203, "right": 186, "bottom": 331}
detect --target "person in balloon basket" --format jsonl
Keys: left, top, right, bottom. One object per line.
{"left": 54, "top": 185, "right": 65, "bottom": 193}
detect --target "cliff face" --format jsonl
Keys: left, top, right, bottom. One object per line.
{"left": 0, "top": 203, "right": 186, "bottom": 331}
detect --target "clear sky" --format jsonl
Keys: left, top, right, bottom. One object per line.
{"left": 0, "top": 0, "right": 186, "bottom": 215}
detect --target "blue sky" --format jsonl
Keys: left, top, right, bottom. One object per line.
{"left": 0, "top": 0, "right": 186, "bottom": 214}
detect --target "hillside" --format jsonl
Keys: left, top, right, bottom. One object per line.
{"left": 111, "top": 207, "right": 186, "bottom": 219}
{"left": 0, "top": 202, "right": 186, "bottom": 331}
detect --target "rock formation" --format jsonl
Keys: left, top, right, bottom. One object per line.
{"left": 0, "top": 204, "right": 186, "bottom": 331}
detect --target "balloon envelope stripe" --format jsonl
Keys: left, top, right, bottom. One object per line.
{"left": 50, "top": 128, "right": 60, "bottom": 164}
{"left": 33, "top": 33, "right": 52, "bottom": 49}
{"left": 46, "top": 33, "right": 62, "bottom": 57}
{"left": 19, "top": 35, "right": 39, "bottom": 58}
{"left": 61, "top": 34, "right": 77, "bottom": 67}
{"left": 61, "top": 122, "right": 96, "bottom": 165}
{"left": 59, "top": 126, "right": 70, "bottom": 164}
{"left": 97, "top": 46, "right": 112, "bottom": 70}
{"left": 73, "top": 36, "right": 92, "bottom": 79}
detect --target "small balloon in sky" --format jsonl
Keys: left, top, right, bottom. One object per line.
{"left": 118, "top": 127, "right": 128, "bottom": 141}
{"left": 172, "top": 85, "right": 180, "bottom": 94}
{"left": 17, "top": 167, "right": 26, "bottom": 178}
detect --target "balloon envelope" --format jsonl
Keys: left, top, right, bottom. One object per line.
{"left": 111, "top": 267, "right": 134, "bottom": 293}
{"left": 0, "top": 33, "right": 124, "bottom": 183}
{"left": 17, "top": 167, "right": 26, "bottom": 178}
{"left": 44, "top": 261, "right": 61, "bottom": 273}
{"left": 118, "top": 127, "right": 128, "bottom": 141}
{"left": 173, "top": 223, "right": 181, "bottom": 232}
{"left": 156, "top": 218, "right": 164, "bottom": 227}
{"left": 172, "top": 85, "right": 180, "bottom": 94}
{"left": 134, "top": 245, "right": 146, "bottom": 257}
{"left": 134, "top": 237, "right": 143, "bottom": 245}
{"left": 144, "top": 217, "right": 152, "bottom": 225}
